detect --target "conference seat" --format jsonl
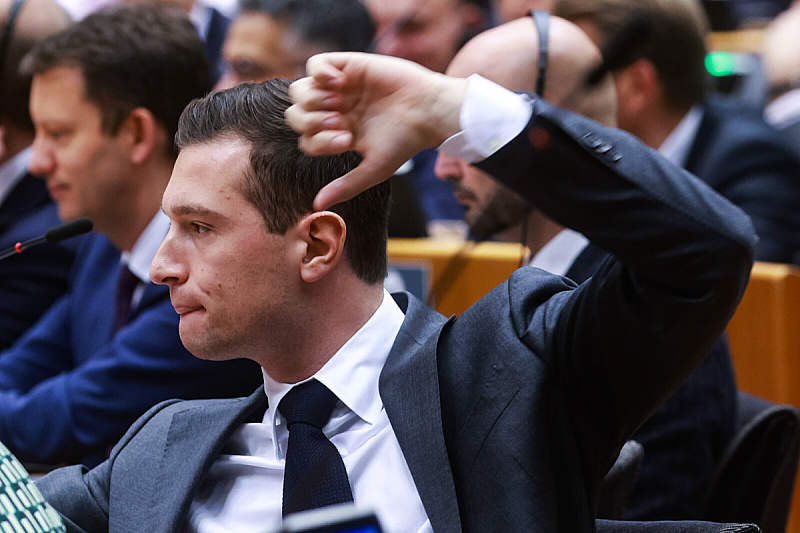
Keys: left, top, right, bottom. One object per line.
{"left": 702, "top": 392, "right": 800, "bottom": 533}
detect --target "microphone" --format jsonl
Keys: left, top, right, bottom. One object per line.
{"left": 0, "top": 217, "right": 93, "bottom": 262}
{"left": 584, "top": 15, "right": 652, "bottom": 87}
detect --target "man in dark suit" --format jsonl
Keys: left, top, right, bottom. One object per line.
{"left": 434, "top": 14, "right": 738, "bottom": 521}
{"left": 0, "top": 3, "right": 260, "bottom": 468}
{"left": 35, "top": 20, "right": 755, "bottom": 533}
{"left": 553, "top": 0, "right": 800, "bottom": 265}
{"left": 0, "top": 0, "right": 75, "bottom": 350}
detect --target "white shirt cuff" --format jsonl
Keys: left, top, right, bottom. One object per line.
{"left": 439, "top": 74, "right": 533, "bottom": 163}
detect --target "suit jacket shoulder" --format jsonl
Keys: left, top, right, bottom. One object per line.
{"left": 0, "top": 174, "right": 78, "bottom": 349}
{"left": 685, "top": 96, "right": 800, "bottom": 262}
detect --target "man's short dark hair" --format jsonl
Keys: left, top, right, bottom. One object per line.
{"left": 553, "top": 0, "right": 710, "bottom": 110}
{"left": 239, "top": 0, "right": 375, "bottom": 53}
{"left": 175, "top": 79, "right": 390, "bottom": 285}
{"left": 21, "top": 3, "right": 212, "bottom": 157}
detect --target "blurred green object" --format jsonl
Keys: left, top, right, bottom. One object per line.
{"left": 706, "top": 51, "right": 738, "bottom": 76}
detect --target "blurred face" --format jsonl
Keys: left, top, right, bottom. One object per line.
{"left": 215, "top": 12, "right": 320, "bottom": 90}
{"left": 150, "top": 138, "right": 301, "bottom": 362}
{"left": 434, "top": 151, "right": 529, "bottom": 238}
{"left": 29, "top": 66, "right": 134, "bottom": 230}
{"left": 366, "top": 0, "right": 478, "bottom": 73}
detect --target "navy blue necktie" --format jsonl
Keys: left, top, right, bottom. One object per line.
{"left": 279, "top": 379, "right": 354, "bottom": 517}
{"left": 113, "top": 264, "right": 139, "bottom": 333}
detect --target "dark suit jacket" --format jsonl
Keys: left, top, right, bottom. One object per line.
{"left": 204, "top": 6, "right": 230, "bottom": 83}
{"left": 0, "top": 173, "right": 78, "bottom": 350}
{"left": 0, "top": 232, "right": 262, "bottom": 466}
{"left": 36, "top": 97, "right": 756, "bottom": 532}
{"left": 685, "top": 96, "right": 800, "bottom": 263}
{"left": 566, "top": 243, "right": 737, "bottom": 520}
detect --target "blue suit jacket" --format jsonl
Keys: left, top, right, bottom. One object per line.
{"left": 0, "top": 174, "right": 78, "bottom": 350}
{"left": 36, "top": 98, "right": 756, "bottom": 532}
{"left": 0, "top": 232, "right": 262, "bottom": 466}
{"left": 685, "top": 96, "right": 800, "bottom": 263}
{"left": 566, "top": 243, "right": 737, "bottom": 520}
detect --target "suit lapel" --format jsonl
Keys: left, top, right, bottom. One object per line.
{"left": 149, "top": 389, "right": 267, "bottom": 532}
{"left": 380, "top": 293, "right": 462, "bottom": 533}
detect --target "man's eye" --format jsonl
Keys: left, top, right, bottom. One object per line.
{"left": 191, "top": 223, "right": 209, "bottom": 234}
{"left": 231, "top": 59, "right": 267, "bottom": 79}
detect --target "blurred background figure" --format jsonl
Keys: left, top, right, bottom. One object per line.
{"left": 554, "top": 0, "right": 800, "bottom": 265}
{"left": 215, "top": 0, "right": 374, "bottom": 90}
{"left": 366, "top": 0, "right": 490, "bottom": 239}
{"left": 0, "top": 3, "right": 260, "bottom": 468}
{"left": 0, "top": 0, "right": 76, "bottom": 350}
{"left": 367, "top": 0, "right": 486, "bottom": 74}
{"left": 761, "top": 3, "right": 800, "bottom": 161}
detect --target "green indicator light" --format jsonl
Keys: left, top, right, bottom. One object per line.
{"left": 706, "top": 52, "right": 736, "bottom": 76}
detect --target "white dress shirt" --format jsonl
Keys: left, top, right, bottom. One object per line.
{"left": 658, "top": 105, "right": 703, "bottom": 166}
{"left": 766, "top": 88, "right": 800, "bottom": 129}
{"left": 186, "top": 291, "right": 431, "bottom": 533}
{"left": 0, "top": 147, "right": 31, "bottom": 207}
{"left": 528, "top": 229, "right": 589, "bottom": 276}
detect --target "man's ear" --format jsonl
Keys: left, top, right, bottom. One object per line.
{"left": 120, "top": 107, "right": 161, "bottom": 165}
{"left": 616, "top": 58, "right": 660, "bottom": 117}
{"left": 297, "top": 211, "right": 347, "bottom": 283}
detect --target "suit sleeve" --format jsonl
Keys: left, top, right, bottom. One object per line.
{"left": 475, "top": 97, "right": 756, "bottom": 483}
{"left": 34, "top": 399, "right": 182, "bottom": 533}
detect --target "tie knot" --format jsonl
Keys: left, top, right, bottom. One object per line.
{"left": 279, "top": 379, "right": 339, "bottom": 430}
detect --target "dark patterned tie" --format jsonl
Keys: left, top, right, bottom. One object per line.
{"left": 113, "top": 263, "right": 139, "bottom": 333}
{"left": 279, "top": 379, "right": 354, "bottom": 517}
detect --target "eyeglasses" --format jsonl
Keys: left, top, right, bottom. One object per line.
{"left": 528, "top": 10, "right": 550, "bottom": 98}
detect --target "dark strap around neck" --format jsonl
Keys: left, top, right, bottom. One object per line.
{"left": 529, "top": 10, "right": 550, "bottom": 97}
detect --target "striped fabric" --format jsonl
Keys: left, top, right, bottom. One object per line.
{"left": 0, "top": 442, "right": 64, "bottom": 532}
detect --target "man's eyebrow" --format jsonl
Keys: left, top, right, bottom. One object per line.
{"left": 163, "top": 203, "right": 225, "bottom": 219}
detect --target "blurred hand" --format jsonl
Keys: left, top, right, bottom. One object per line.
{"left": 285, "top": 52, "right": 468, "bottom": 209}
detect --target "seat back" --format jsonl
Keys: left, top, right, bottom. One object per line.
{"left": 596, "top": 519, "right": 760, "bottom": 532}
{"left": 703, "top": 392, "right": 800, "bottom": 533}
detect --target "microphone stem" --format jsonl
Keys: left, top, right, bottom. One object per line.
{"left": 0, "top": 236, "right": 46, "bottom": 260}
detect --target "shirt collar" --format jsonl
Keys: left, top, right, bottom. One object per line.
{"left": 0, "top": 147, "right": 32, "bottom": 206}
{"left": 189, "top": 2, "right": 212, "bottom": 42}
{"left": 528, "top": 229, "right": 589, "bottom": 276}
{"left": 262, "top": 289, "right": 405, "bottom": 428}
{"left": 658, "top": 105, "right": 703, "bottom": 166}
{"left": 120, "top": 210, "right": 170, "bottom": 284}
